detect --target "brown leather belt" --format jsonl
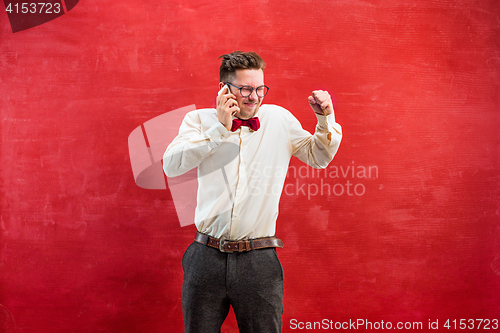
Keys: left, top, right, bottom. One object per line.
{"left": 194, "top": 231, "right": 284, "bottom": 253}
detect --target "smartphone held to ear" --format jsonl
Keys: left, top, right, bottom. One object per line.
{"left": 218, "top": 84, "right": 230, "bottom": 96}
{"left": 218, "top": 84, "right": 238, "bottom": 117}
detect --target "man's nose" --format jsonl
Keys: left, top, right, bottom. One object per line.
{"left": 248, "top": 89, "right": 259, "bottom": 100}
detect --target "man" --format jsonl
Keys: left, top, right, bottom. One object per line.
{"left": 163, "top": 51, "right": 342, "bottom": 333}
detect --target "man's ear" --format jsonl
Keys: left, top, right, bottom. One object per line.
{"left": 219, "top": 82, "right": 225, "bottom": 90}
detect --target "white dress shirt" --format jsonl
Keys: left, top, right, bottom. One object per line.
{"left": 163, "top": 104, "right": 342, "bottom": 240}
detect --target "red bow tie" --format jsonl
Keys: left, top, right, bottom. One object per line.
{"left": 231, "top": 117, "right": 260, "bottom": 132}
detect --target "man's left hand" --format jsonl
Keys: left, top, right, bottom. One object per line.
{"left": 308, "top": 90, "right": 333, "bottom": 116}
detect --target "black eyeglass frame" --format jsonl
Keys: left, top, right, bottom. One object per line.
{"left": 224, "top": 82, "right": 270, "bottom": 98}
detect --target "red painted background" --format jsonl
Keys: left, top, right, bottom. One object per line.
{"left": 1, "top": 0, "right": 499, "bottom": 332}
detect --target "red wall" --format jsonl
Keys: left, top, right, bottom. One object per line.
{"left": 1, "top": 0, "right": 499, "bottom": 332}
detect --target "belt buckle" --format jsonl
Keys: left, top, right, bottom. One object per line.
{"left": 219, "top": 237, "right": 230, "bottom": 253}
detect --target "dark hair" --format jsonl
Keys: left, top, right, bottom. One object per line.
{"left": 219, "top": 51, "right": 266, "bottom": 82}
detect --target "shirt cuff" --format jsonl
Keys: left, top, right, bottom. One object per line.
{"left": 204, "top": 121, "right": 231, "bottom": 143}
{"left": 315, "top": 113, "right": 342, "bottom": 135}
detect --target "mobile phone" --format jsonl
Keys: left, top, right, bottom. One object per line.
{"left": 218, "top": 84, "right": 238, "bottom": 116}
{"left": 218, "top": 84, "right": 230, "bottom": 96}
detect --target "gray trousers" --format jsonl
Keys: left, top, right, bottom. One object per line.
{"left": 182, "top": 241, "right": 284, "bottom": 333}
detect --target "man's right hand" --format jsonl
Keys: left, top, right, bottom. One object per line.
{"left": 216, "top": 86, "right": 239, "bottom": 131}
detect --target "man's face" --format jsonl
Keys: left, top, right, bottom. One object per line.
{"left": 224, "top": 69, "right": 265, "bottom": 120}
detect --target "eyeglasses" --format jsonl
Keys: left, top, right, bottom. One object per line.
{"left": 225, "top": 82, "right": 270, "bottom": 98}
